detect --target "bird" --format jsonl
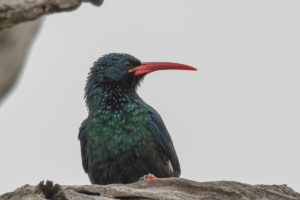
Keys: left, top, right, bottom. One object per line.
{"left": 78, "top": 53, "right": 196, "bottom": 185}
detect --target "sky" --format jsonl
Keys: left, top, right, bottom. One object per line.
{"left": 1, "top": 0, "right": 300, "bottom": 194}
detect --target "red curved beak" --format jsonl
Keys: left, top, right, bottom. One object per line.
{"left": 128, "top": 62, "right": 197, "bottom": 76}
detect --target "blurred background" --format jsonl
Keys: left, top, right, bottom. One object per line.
{"left": 1, "top": 0, "right": 300, "bottom": 194}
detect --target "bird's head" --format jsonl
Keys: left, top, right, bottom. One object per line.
{"left": 86, "top": 53, "right": 196, "bottom": 91}
{"left": 85, "top": 53, "right": 197, "bottom": 108}
{"left": 88, "top": 53, "right": 142, "bottom": 86}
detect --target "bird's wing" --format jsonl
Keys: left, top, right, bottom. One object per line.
{"left": 78, "top": 119, "right": 88, "bottom": 173}
{"left": 146, "top": 107, "right": 181, "bottom": 176}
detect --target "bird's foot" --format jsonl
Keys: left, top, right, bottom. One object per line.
{"left": 139, "top": 173, "right": 157, "bottom": 181}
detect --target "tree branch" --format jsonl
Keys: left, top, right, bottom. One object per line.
{"left": 0, "top": 19, "right": 41, "bottom": 103}
{"left": 0, "top": 0, "right": 103, "bottom": 29}
{"left": 1, "top": 178, "right": 300, "bottom": 200}
{"left": 0, "top": 0, "right": 103, "bottom": 102}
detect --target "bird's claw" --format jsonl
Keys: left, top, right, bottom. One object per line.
{"left": 139, "top": 173, "right": 157, "bottom": 181}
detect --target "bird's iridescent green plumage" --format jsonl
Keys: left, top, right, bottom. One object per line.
{"left": 79, "top": 53, "right": 180, "bottom": 184}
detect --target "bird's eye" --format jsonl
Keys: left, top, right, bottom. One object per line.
{"left": 124, "top": 62, "right": 131, "bottom": 68}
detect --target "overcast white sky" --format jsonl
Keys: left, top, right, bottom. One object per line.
{"left": 1, "top": 0, "right": 300, "bottom": 194}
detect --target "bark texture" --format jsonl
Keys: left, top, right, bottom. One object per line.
{"left": 0, "top": 19, "right": 41, "bottom": 103}
{"left": 0, "top": 0, "right": 103, "bottom": 29}
{"left": 1, "top": 178, "right": 300, "bottom": 200}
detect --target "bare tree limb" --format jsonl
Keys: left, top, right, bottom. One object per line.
{"left": 1, "top": 178, "right": 300, "bottom": 200}
{"left": 0, "top": 0, "right": 103, "bottom": 102}
{"left": 0, "top": 0, "right": 103, "bottom": 29}
{"left": 0, "top": 19, "right": 41, "bottom": 103}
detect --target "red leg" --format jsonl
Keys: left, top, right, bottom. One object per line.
{"left": 145, "top": 173, "right": 157, "bottom": 180}
{"left": 139, "top": 173, "right": 157, "bottom": 181}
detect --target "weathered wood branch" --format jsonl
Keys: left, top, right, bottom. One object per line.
{"left": 1, "top": 178, "right": 300, "bottom": 200}
{"left": 0, "top": 19, "right": 41, "bottom": 103}
{"left": 0, "top": 0, "right": 103, "bottom": 29}
{"left": 0, "top": 0, "right": 103, "bottom": 102}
